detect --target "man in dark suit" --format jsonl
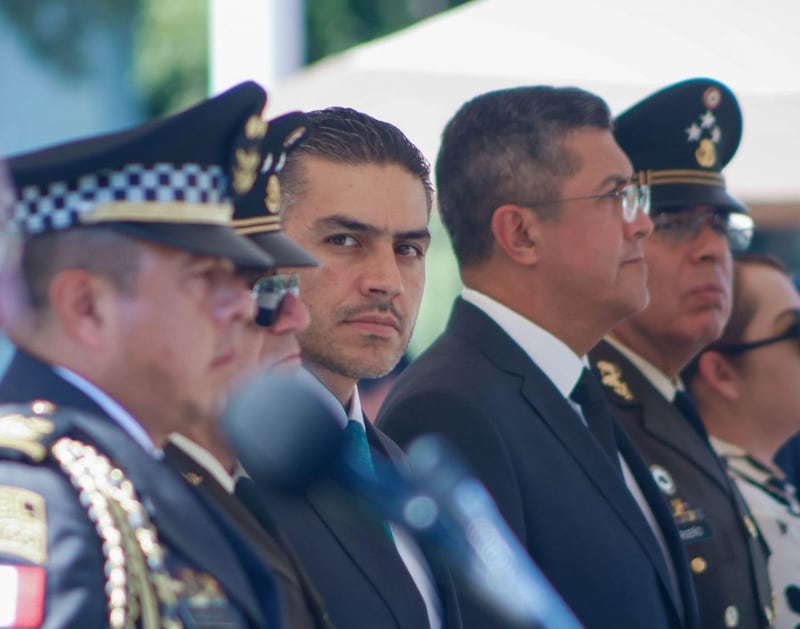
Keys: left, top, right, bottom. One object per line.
{"left": 377, "top": 86, "right": 699, "bottom": 629}
{"left": 589, "top": 79, "right": 773, "bottom": 628}
{"left": 0, "top": 82, "right": 284, "bottom": 628}
{"left": 165, "top": 110, "right": 335, "bottom": 629}
{"left": 257, "top": 107, "right": 461, "bottom": 629}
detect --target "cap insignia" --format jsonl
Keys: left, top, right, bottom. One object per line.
{"left": 232, "top": 148, "right": 261, "bottom": 194}
{"left": 685, "top": 88, "right": 723, "bottom": 169}
{"left": 244, "top": 115, "right": 268, "bottom": 140}
{"left": 265, "top": 175, "right": 281, "bottom": 215}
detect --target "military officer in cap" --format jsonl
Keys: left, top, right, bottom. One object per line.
{"left": 588, "top": 78, "right": 773, "bottom": 628}
{"left": 165, "top": 111, "right": 337, "bottom": 629}
{"left": 0, "top": 82, "right": 285, "bottom": 628}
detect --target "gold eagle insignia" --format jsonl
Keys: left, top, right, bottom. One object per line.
{"left": 596, "top": 360, "right": 634, "bottom": 401}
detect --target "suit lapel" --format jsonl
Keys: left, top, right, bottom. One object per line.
{"left": 0, "top": 350, "right": 265, "bottom": 625}
{"left": 300, "top": 420, "right": 428, "bottom": 629}
{"left": 448, "top": 301, "right": 683, "bottom": 619}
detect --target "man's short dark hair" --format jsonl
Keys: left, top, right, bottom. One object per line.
{"left": 436, "top": 86, "right": 613, "bottom": 267}
{"left": 279, "top": 107, "right": 433, "bottom": 213}
{"left": 21, "top": 227, "right": 142, "bottom": 313}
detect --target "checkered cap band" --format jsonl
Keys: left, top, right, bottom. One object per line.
{"left": 12, "top": 163, "right": 228, "bottom": 236}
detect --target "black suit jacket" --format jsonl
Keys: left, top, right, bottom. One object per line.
{"left": 264, "top": 411, "right": 462, "bottom": 629}
{"left": 590, "top": 340, "right": 774, "bottom": 628}
{"left": 0, "top": 348, "right": 281, "bottom": 628}
{"left": 377, "top": 299, "right": 700, "bottom": 629}
{"left": 164, "top": 440, "right": 336, "bottom": 629}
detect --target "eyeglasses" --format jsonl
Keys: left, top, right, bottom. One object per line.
{"left": 251, "top": 273, "right": 300, "bottom": 328}
{"left": 651, "top": 208, "right": 754, "bottom": 251}
{"left": 714, "top": 320, "right": 800, "bottom": 355}
{"left": 525, "top": 183, "right": 651, "bottom": 223}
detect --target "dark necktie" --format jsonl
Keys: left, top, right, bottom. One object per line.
{"left": 571, "top": 368, "right": 622, "bottom": 475}
{"left": 672, "top": 390, "right": 711, "bottom": 445}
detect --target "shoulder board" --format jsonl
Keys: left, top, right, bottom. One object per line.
{"left": 0, "top": 400, "right": 72, "bottom": 463}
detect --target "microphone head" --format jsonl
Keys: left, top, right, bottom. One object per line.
{"left": 222, "top": 372, "right": 346, "bottom": 493}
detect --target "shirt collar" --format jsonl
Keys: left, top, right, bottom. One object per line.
{"left": 168, "top": 433, "right": 235, "bottom": 493}
{"left": 462, "top": 287, "right": 586, "bottom": 398}
{"left": 53, "top": 365, "right": 160, "bottom": 457}
{"left": 604, "top": 336, "right": 680, "bottom": 401}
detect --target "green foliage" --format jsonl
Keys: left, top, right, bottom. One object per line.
{"left": 133, "top": 0, "right": 209, "bottom": 118}
{"left": 0, "top": 0, "right": 136, "bottom": 77}
{"left": 408, "top": 211, "right": 462, "bottom": 358}
{"left": 306, "top": 0, "right": 471, "bottom": 63}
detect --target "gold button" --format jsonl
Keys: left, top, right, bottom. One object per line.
{"left": 690, "top": 557, "right": 707, "bottom": 574}
{"left": 725, "top": 605, "right": 740, "bottom": 627}
{"left": 744, "top": 515, "right": 758, "bottom": 538}
{"left": 31, "top": 399, "right": 56, "bottom": 415}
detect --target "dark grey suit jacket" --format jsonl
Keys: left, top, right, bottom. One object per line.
{"left": 263, "top": 409, "right": 462, "bottom": 629}
{"left": 377, "top": 299, "right": 700, "bottom": 629}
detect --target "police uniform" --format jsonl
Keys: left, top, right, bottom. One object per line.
{"left": 590, "top": 78, "right": 773, "bottom": 629}
{"left": 164, "top": 112, "right": 335, "bottom": 629}
{"left": 0, "top": 81, "right": 285, "bottom": 628}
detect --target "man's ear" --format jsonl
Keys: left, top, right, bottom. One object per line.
{"left": 696, "top": 351, "right": 740, "bottom": 401}
{"left": 47, "top": 269, "right": 116, "bottom": 350}
{"left": 490, "top": 204, "right": 542, "bottom": 266}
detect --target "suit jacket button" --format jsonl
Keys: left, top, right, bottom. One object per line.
{"left": 725, "top": 605, "right": 740, "bottom": 627}
{"left": 690, "top": 556, "right": 707, "bottom": 574}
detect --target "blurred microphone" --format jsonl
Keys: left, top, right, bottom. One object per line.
{"left": 223, "top": 373, "right": 584, "bottom": 629}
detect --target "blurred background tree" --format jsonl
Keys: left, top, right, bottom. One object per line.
{"left": 0, "top": 0, "right": 469, "bottom": 118}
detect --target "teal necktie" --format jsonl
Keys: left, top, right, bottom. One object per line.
{"left": 343, "top": 419, "right": 376, "bottom": 479}
{"left": 342, "top": 419, "right": 394, "bottom": 542}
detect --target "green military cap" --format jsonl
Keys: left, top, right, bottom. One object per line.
{"left": 615, "top": 77, "right": 746, "bottom": 215}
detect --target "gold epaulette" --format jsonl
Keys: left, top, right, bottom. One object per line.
{"left": 0, "top": 401, "right": 62, "bottom": 462}
{"left": 0, "top": 401, "right": 183, "bottom": 629}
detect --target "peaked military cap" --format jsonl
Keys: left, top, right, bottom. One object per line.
{"left": 5, "top": 81, "right": 278, "bottom": 269}
{"left": 232, "top": 110, "right": 318, "bottom": 267}
{"left": 615, "top": 78, "right": 746, "bottom": 215}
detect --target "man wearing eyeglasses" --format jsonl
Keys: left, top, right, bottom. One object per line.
{"left": 588, "top": 79, "right": 773, "bottom": 629}
{"left": 685, "top": 253, "right": 800, "bottom": 629}
{"left": 165, "top": 112, "right": 339, "bottom": 629}
{"left": 378, "top": 86, "right": 700, "bottom": 629}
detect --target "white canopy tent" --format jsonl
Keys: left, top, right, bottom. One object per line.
{"left": 265, "top": 0, "right": 800, "bottom": 352}
{"left": 268, "top": 0, "right": 800, "bottom": 221}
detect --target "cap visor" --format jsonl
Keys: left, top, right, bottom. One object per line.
{"left": 248, "top": 231, "right": 319, "bottom": 267}
{"left": 651, "top": 184, "right": 748, "bottom": 215}
{"left": 109, "top": 222, "right": 275, "bottom": 269}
